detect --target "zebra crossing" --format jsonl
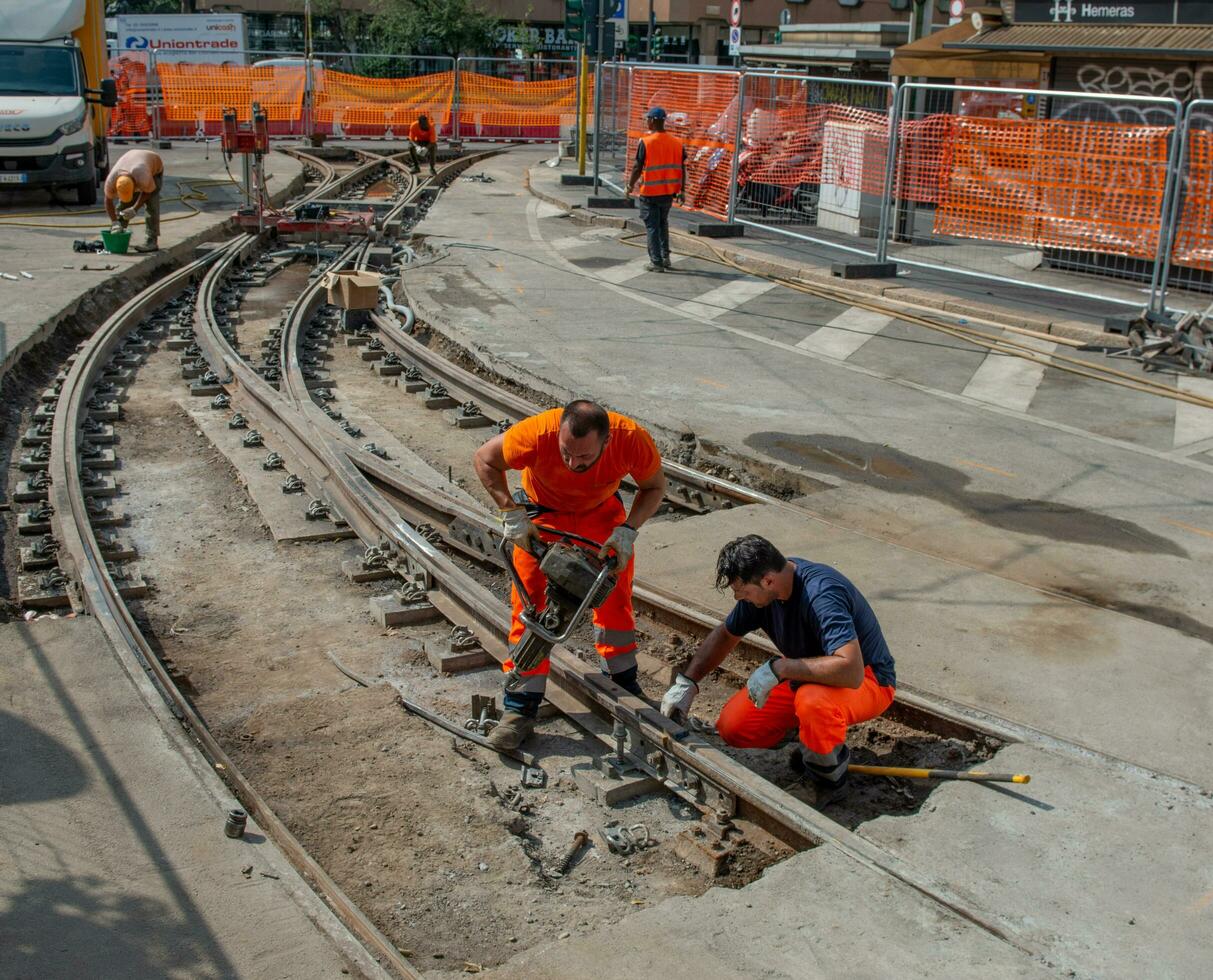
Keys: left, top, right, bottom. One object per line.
{"left": 535, "top": 212, "right": 1213, "bottom": 459}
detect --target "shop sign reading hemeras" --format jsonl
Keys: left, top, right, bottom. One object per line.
{"left": 1013, "top": 1, "right": 1213, "bottom": 23}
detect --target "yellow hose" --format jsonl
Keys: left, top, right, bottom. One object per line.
{"left": 0, "top": 177, "right": 236, "bottom": 229}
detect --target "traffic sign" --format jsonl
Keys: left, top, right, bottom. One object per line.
{"left": 730, "top": 2, "right": 742, "bottom": 27}
{"left": 728, "top": 25, "right": 741, "bottom": 56}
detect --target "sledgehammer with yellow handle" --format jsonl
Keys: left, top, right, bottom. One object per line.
{"left": 850, "top": 764, "right": 1031, "bottom": 784}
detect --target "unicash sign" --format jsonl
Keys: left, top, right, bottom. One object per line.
{"left": 114, "top": 13, "right": 247, "bottom": 65}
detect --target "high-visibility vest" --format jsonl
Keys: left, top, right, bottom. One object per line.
{"left": 638, "top": 131, "right": 683, "bottom": 196}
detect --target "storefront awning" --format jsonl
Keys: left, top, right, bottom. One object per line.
{"left": 943, "top": 23, "right": 1213, "bottom": 59}
{"left": 891, "top": 19, "right": 1045, "bottom": 82}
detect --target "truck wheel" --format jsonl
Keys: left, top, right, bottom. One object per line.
{"left": 76, "top": 180, "right": 98, "bottom": 206}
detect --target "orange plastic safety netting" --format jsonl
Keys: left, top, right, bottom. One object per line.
{"left": 623, "top": 69, "right": 741, "bottom": 220}
{"left": 312, "top": 69, "right": 455, "bottom": 137}
{"left": 108, "top": 55, "right": 152, "bottom": 137}
{"left": 931, "top": 116, "right": 1171, "bottom": 259}
{"left": 454, "top": 72, "right": 584, "bottom": 140}
{"left": 1171, "top": 127, "right": 1213, "bottom": 272}
{"left": 156, "top": 62, "right": 306, "bottom": 137}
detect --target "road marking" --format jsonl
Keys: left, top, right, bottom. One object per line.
{"left": 956, "top": 459, "right": 1017, "bottom": 479}
{"left": 697, "top": 377, "right": 729, "bottom": 390}
{"left": 1162, "top": 518, "right": 1213, "bottom": 541}
{"left": 596, "top": 256, "right": 662, "bottom": 285}
{"left": 522, "top": 198, "right": 1213, "bottom": 478}
{"left": 675, "top": 279, "right": 776, "bottom": 320}
{"left": 795, "top": 307, "right": 893, "bottom": 360}
{"left": 1173, "top": 376, "right": 1213, "bottom": 449}
{"left": 961, "top": 337, "right": 1056, "bottom": 413}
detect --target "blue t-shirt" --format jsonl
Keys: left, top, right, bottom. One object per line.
{"left": 724, "top": 558, "right": 895, "bottom": 688}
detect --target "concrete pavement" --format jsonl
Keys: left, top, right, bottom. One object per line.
{"left": 0, "top": 144, "right": 303, "bottom": 380}
{"left": 0, "top": 615, "right": 388, "bottom": 979}
{"left": 403, "top": 149, "right": 1213, "bottom": 980}
{"left": 401, "top": 148, "right": 1213, "bottom": 685}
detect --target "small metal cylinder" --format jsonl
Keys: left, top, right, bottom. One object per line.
{"left": 224, "top": 808, "right": 248, "bottom": 839}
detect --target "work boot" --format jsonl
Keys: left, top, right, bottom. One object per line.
{"left": 660, "top": 256, "right": 672, "bottom": 269}
{"left": 645, "top": 262, "right": 665, "bottom": 273}
{"left": 133, "top": 239, "right": 159, "bottom": 253}
{"left": 790, "top": 743, "right": 851, "bottom": 806}
{"left": 485, "top": 710, "right": 535, "bottom": 751}
{"left": 429, "top": 167, "right": 438, "bottom": 177}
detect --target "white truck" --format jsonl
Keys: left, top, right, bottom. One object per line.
{"left": 0, "top": 0, "right": 117, "bottom": 204}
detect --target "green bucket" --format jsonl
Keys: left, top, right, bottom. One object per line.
{"left": 101, "top": 229, "right": 131, "bottom": 254}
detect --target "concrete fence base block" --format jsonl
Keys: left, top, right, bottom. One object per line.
{"left": 560, "top": 174, "right": 595, "bottom": 186}
{"left": 689, "top": 223, "right": 744, "bottom": 238}
{"left": 587, "top": 196, "right": 636, "bottom": 209}
{"left": 831, "top": 261, "right": 898, "bottom": 280}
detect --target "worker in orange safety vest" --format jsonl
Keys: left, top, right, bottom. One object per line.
{"left": 472, "top": 400, "right": 668, "bottom": 750}
{"left": 407, "top": 114, "right": 438, "bottom": 176}
{"left": 626, "top": 106, "right": 685, "bottom": 273}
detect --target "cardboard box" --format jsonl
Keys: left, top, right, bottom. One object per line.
{"left": 325, "top": 270, "right": 382, "bottom": 310}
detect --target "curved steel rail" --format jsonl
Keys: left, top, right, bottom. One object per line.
{"left": 48, "top": 255, "right": 419, "bottom": 980}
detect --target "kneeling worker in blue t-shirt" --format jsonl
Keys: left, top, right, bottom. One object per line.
{"left": 661, "top": 534, "right": 896, "bottom": 800}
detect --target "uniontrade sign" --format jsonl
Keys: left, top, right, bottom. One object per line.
{"left": 114, "top": 14, "right": 247, "bottom": 65}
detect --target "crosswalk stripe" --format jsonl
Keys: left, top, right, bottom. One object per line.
{"left": 961, "top": 336, "right": 1056, "bottom": 413}
{"left": 675, "top": 279, "right": 777, "bottom": 320}
{"left": 795, "top": 307, "right": 893, "bottom": 360}
{"left": 597, "top": 256, "right": 664, "bottom": 284}
{"left": 1174, "top": 376, "right": 1213, "bottom": 449}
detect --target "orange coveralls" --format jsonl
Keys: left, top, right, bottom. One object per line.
{"left": 501, "top": 409, "right": 662, "bottom": 692}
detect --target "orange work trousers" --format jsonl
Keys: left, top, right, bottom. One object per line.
{"left": 508, "top": 495, "right": 636, "bottom": 692}
{"left": 715, "top": 666, "right": 894, "bottom": 755}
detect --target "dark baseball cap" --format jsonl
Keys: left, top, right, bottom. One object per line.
{"left": 646, "top": 106, "right": 667, "bottom": 120}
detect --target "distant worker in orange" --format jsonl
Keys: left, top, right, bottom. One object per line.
{"left": 407, "top": 114, "right": 438, "bottom": 177}
{"left": 473, "top": 400, "right": 668, "bottom": 750}
{"left": 104, "top": 148, "right": 164, "bottom": 253}
{"left": 626, "top": 106, "right": 685, "bottom": 273}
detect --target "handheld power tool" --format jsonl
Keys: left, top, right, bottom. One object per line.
{"left": 500, "top": 529, "right": 619, "bottom": 692}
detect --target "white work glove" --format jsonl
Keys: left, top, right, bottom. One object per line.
{"left": 119, "top": 207, "right": 136, "bottom": 222}
{"left": 110, "top": 220, "right": 124, "bottom": 233}
{"left": 746, "top": 657, "right": 782, "bottom": 709}
{"left": 598, "top": 523, "right": 638, "bottom": 567}
{"left": 500, "top": 506, "right": 541, "bottom": 553}
{"left": 660, "top": 672, "right": 698, "bottom": 722}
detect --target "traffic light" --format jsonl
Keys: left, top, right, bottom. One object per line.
{"left": 564, "top": 0, "right": 601, "bottom": 45}
{"left": 650, "top": 29, "right": 664, "bottom": 60}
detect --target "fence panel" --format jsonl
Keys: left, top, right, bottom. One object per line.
{"left": 596, "top": 64, "right": 741, "bottom": 221}
{"left": 889, "top": 82, "right": 1182, "bottom": 307}
{"left": 1162, "top": 99, "right": 1213, "bottom": 305}
{"left": 154, "top": 52, "right": 308, "bottom": 139}
{"left": 107, "top": 48, "right": 154, "bottom": 140}
{"left": 733, "top": 72, "right": 894, "bottom": 253}
{"left": 311, "top": 53, "right": 454, "bottom": 139}
{"left": 455, "top": 58, "right": 582, "bottom": 142}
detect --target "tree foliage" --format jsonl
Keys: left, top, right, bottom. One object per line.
{"left": 369, "top": 0, "right": 499, "bottom": 59}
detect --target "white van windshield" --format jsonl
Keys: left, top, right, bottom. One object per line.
{"left": 0, "top": 45, "right": 79, "bottom": 96}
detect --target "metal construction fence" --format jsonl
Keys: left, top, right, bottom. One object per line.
{"left": 102, "top": 53, "right": 1213, "bottom": 311}
{"left": 105, "top": 51, "right": 588, "bottom": 144}
{"left": 596, "top": 66, "right": 1213, "bottom": 313}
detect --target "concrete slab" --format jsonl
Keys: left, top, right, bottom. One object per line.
{"left": 0, "top": 146, "right": 304, "bottom": 380}
{"left": 636, "top": 504, "right": 1213, "bottom": 789}
{"left": 0, "top": 615, "right": 384, "bottom": 979}
{"left": 486, "top": 838, "right": 1051, "bottom": 980}
{"left": 401, "top": 149, "right": 1213, "bottom": 720}
{"left": 182, "top": 400, "right": 355, "bottom": 544}
{"left": 861, "top": 742, "right": 1213, "bottom": 979}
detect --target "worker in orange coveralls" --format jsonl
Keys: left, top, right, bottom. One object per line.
{"left": 407, "top": 114, "right": 437, "bottom": 176}
{"left": 473, "top": 400, "right": 667, "bottom": 750}
{"left": 661, "top": 535, "right": 897, "bottom": 805}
